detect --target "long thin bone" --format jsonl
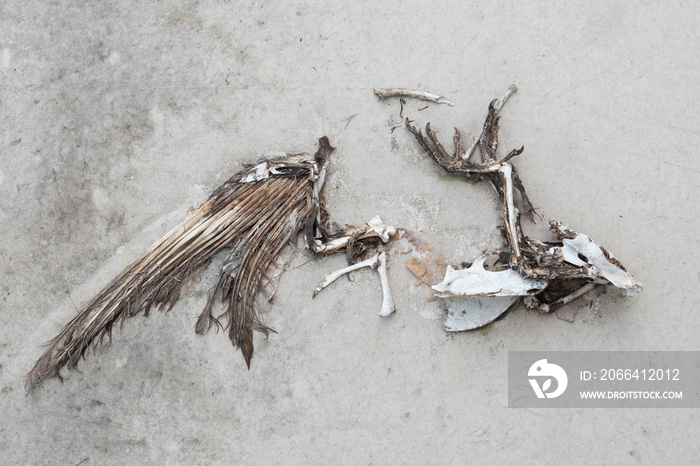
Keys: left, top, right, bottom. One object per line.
{"left": 374, "top": 88, "right": 455, "bottom": 106}
{"left": 493, "top": 84, "right": 518, "bottom": 113}
{"left": 537, "top": 282, "right": 598, "bottom": 313}
{"left": 376, "top": 252, "right": 395, "bottom": 317}
{"left": 313, "top": 255, "right": 379, "bottom": 295}
{"left": 313, "top": 252, "right": 395, "bottom": 317}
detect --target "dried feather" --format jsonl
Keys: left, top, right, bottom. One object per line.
{"left": 26, "top": 137, "right": 337, "bottom": 393}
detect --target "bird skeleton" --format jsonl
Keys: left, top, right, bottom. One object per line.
{"left": 404, "top": 85, "right": 642, "bottom": 331}
{"left": 26, "top": 87, "right": 643, "bottom": 393}
{"left": 26, "top": 137, "right": 397, "bottom": 393}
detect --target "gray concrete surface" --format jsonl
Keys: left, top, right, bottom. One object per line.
{"left": 1, "top": 1, "right": 698, "bottom": 464}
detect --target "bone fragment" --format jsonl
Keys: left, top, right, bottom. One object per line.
{"left": 549, "top": 226, "right": 643, "bottom": 295}
{"left": 494, "top": 84, "right": 518, "bottom": 112}
{"left": 376, "top": 252, "right": 395, "bottom": 317}
{"left": 312, "top": 216, "right": 396, "bottom": 254}
{"left": 432, "top": 256, "right": 547, "bottom": 298}
{"left": 499, "top": 163, "right": 522, "bottom": 263}
{"left": 539, "top": 282, "right": 597, "bottom": 313}
{"left": 374, "top": 88, "right": 454, "bottom": 106}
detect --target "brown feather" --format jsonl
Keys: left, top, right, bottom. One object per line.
{"left": 26, "top": 137, "right": 334, "bottom": 393}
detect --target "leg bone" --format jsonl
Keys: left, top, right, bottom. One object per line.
{"left": 313, "top": 252, "right": 395, "bottom": 317}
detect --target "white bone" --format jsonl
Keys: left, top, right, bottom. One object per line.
{"left": 311, "top": 216, "right": 396, "bottom": 254}
{"left": 313, "top": 252, "right": 395, "bottom": 317}
{"left": 494, "top": 84, "right": 518, "bottom": 112}
{"left": 548, "top": 231, "right": 643, "bottom": 295}
{"left": 432, "top": 256, "right": 548, "bottom": 298}
{"left": 313, "top": 254, "right": 379, "bottom": 296}
{"left": 538, "top": 282, "right": 597, "bottom": 313}
{"left": 499, "top": 163, "right": 521, "bottom": 260}
{"left": 373, "top": 88, "right": 454, "bottom": 106}
{"left": 366, "top": 216, "right": 398, "bottom": 242}
{"left": 376, "top": 252, "right": 395, "bottom": 317}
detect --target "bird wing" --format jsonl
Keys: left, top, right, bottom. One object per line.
{"left": 26, "top": 139, "right": 331, "bottom": 393}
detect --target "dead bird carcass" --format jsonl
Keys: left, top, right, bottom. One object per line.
{"left": 26, "top": 137, "right": 397, "bottom": 393}
{"left": 403, "top": 86, "right": 642, "bottom": 331}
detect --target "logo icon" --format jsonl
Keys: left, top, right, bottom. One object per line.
{"left": 528, "top": 359, "right": 568, "bottom": 398}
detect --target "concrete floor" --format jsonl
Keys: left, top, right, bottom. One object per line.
{"left": 2, "top": 1, "right": 698, "bottom": 464}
